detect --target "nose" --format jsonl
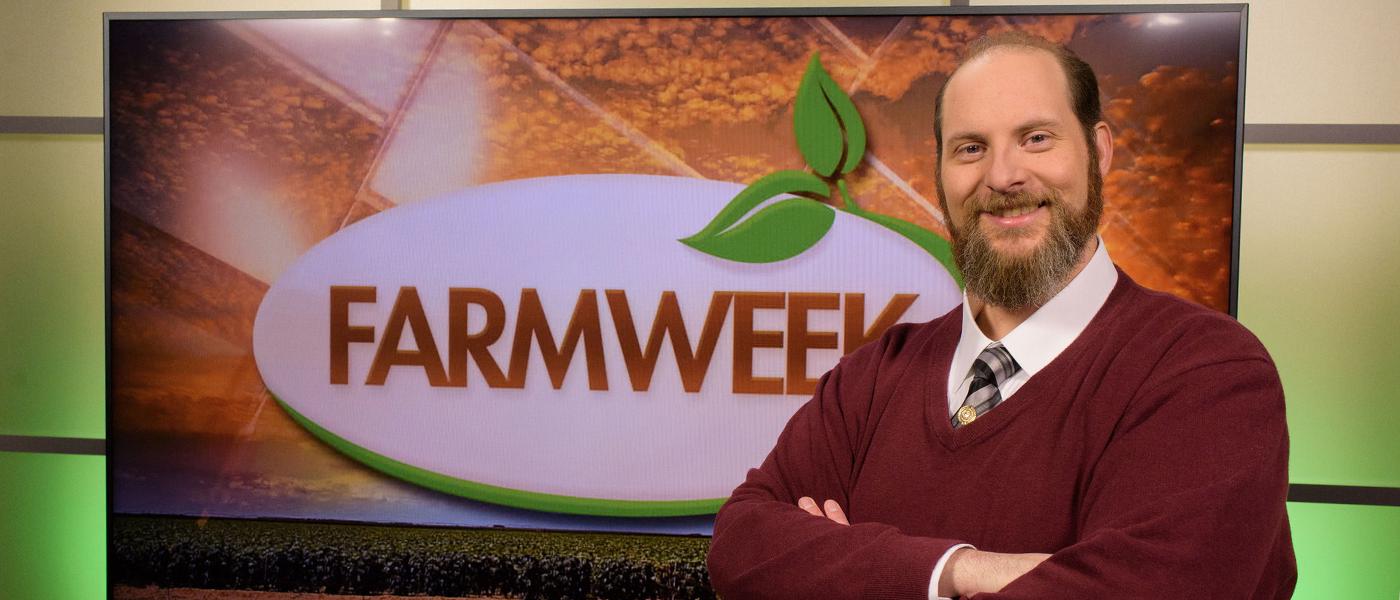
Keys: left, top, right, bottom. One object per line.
{"left": 984, "top": 145, "right": 1028, "bottom": 194}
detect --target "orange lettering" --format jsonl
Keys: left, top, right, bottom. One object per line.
{"left": 607, "top": 290, "right": 732, "bottom": 393}
{"left": 732, "top": 292, "right": 785, "bottom": 395}
{"left": 366, "top": 287, "right": 449, "bottom": 386}
{"left": 447, "top": 288, "right": 509, "bottom": 388}
{"left": 843, "top": 293, "right": 918, "bottom": 354}
{"left": 786, "top": 293, "right": 840, "bottom": 395}
{"left": 329, "top": 286, "right": 377, "bottom": 385}
{"left": 507, "top": 289, "right": 608, "bottom": 390}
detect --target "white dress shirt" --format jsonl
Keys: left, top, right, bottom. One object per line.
{"left": 928, "top": 238, "right": 1118, "bottom": 600}
{"left": 945, "top": 238, "right": 1118, "bottom": 414}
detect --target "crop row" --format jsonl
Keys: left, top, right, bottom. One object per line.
{"left": 112, "top": 516, "right": 714, "bottom": 599}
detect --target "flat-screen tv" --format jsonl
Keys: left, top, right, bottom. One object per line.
{"left": 107, "top": 6, "right": 1247, "bottom": 598}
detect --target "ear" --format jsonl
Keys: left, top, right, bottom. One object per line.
{"left": 1093, "top": 121, "right": 1113, "bottom": 178}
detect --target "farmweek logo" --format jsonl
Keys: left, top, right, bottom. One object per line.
{"left": 329, "top": 287, "right": 922, "bottom": 397}
{"left": 252, "top": 54, "right": 962, "bottom": 516}
{"left": 325, "top": 55, "right": 959, "bottom": 398}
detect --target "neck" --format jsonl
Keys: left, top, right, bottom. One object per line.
{"left": 969, "top": 237, "right": 1098, "bottom": 340}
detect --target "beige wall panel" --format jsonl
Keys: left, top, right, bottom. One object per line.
{"left": 0, "top": 0, "right": 382, "bottom": 118}
{"left": 968, "top": 0, "right": 1400, "bottom": 124}
{"left": 1242, "top": 0, "right": 1400, "bottom": 124}
{"left": 0, "top": 134, "right": 105, "bottom": 439}
{"left": 1237, "top": 144, "right": 1400, "bottom": 486}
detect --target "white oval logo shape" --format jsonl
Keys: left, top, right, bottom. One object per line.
{"left": 253, "top": 174, "right": 960, "bottom": 517}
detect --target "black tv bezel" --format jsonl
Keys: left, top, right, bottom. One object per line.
{"left": 103, "top": 5, "right": 1248, "bottom": 596}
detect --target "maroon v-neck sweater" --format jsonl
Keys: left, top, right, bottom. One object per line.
{"left": 708, "top": 271, "right": 1295, "bottom": 599}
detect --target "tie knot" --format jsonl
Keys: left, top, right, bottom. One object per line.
{"left": 973, "top": 343, "right": 1020, "bottom": 385}
{"left": 952, "top": 343, "right": 1023, "bottom": 429}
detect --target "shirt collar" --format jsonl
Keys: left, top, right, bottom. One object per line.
{"left": 953, "top": 237, "right": 1118, "bottom": 379}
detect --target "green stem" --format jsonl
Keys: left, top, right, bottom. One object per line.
{"left": 837, "top": 179, "right": 963, "bottom": 288}
{"left": 837, "top": 179, "right": 859, "bottom": 213}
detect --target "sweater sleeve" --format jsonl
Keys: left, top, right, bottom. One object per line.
{"left": 707, "top": 330, "right": 964, "bottom": 600}
{"left": 984, "top": 321, "right": 1295, "bottom": 599}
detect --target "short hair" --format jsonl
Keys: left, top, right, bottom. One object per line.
{"left": 933, "top": 31, "right": 1104, "bottom": 159}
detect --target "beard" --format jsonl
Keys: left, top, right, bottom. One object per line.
{"left": 942, "top": 165, "right": 1103, "bottom": 310}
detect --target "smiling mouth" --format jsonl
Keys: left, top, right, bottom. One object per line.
{"left": 981, "top": 200, "right": 1049, "bottom": 219}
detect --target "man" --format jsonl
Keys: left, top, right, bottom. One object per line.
{"left": 706, "top": 32, "right": 1294, "bottom": 599}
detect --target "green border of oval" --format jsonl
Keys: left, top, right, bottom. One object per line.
{"left": 274, "top": 396, "right": 728, "bottom": 517}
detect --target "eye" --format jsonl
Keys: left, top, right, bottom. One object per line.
{"left": 956, "top": 143, "right": 984, "bottom": 157}
{"left": 1025, "top": 133, "right": 1052, "bottom": 147}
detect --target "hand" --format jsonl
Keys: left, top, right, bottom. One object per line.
{"left": 796, "top": 498, "right": 1047, "bottom": 597}
{"left": 797, "top": 496, "right": 849, "bottom": 525}
{"left": 940, "top": 548, "right": 1050, "bottom": 598}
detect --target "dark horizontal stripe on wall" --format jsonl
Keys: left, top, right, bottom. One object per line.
{"left": 2, "top": 433, "right": 1397, "bottom": 506}
{"left": 1245, "top": 123, "right": 1400, "bottom": 145}
{"left": 1289, "top": 484, "right": 1400, "bottom": 507}
{"left": 0, "top": 116, "right": 103, "bottom": 135}
{"left": 0, "top": 434, "right": 106, "bottom": 455}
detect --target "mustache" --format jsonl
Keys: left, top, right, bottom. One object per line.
{"left": 964, "top": 190, "right": 1061, "bottom": 215}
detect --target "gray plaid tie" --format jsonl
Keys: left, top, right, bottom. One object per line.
{"left": 951, "top": 343, "right": 1021, "bottom": 429}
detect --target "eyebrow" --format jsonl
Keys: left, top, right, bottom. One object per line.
{"left": 1015, "top": 118, "right": 1064, "bottom": 135}
{"left": 943, "top": 131, "right": 986, "bottom": 149}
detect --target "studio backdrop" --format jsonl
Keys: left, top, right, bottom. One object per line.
{"left": 107, "top": 6, "right": 1245, "bottom": 596}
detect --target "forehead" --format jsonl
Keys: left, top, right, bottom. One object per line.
{"left": 942, "top": 47, "right": 1075, "bottom": 135}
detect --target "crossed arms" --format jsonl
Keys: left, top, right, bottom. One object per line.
{"left": 796, "top": 496, "right": 1050, "bottom": 597}
{"left": 706, "top": 322, "right": 1294, "bottom": 599}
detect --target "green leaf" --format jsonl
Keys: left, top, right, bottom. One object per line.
{"left": 680, "top": 198, "right": 835, "bottom": 264}
{"left": 794, "top": 54, "right": 844, "bottom": 177}
{"left": 852, "top": 210, "right": 963, "bottom": 288}
{"left": 840, "top": 182, "right": 962, "bottom": 287}
{"left": 794, "top": 53, "right": 868, "bottom": 177}
{"left": 816, "top": 64, "right": 867, "bottom": 174}
{"left": 681, "top": 169, "right": 828, "bottom": 241}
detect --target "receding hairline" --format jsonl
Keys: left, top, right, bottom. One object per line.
{"left": 964, "top": 30, "right": 1067, "bottom": 59}
{"left": 934, "top": 33, "right": 1104, "bottom": 158}
{"left": 961, "top": 39, "right": 1064, "bottom": 67}
{"left": 937, "top": 46, "right": 1076, "bottom": 148}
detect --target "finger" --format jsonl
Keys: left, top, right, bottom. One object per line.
{"left": 822, "top": 499, "right": 850, "bottom": 525}
{"left": 797, "top": 496, "right": 822, "bottom": 517}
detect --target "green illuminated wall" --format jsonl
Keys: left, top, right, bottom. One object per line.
{"left": 1289, "top": 502, "right": 1400, "bottom": 597}
{"left": 1239, "top": 145, "right": 1400, "bottom": 488}
{"left": 2, "top": 0, "right": 1398, "bottom": 598}
{"left": 0, "top": 452, "right": 107, "bottom": 599}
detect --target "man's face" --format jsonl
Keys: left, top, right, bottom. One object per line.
{"left": 937, "top": 47, "right": 1105, "bottom": 309}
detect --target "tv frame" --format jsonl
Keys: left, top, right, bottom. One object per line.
{"left": 104, "top": 4, "right": 1249, "bottom": 596}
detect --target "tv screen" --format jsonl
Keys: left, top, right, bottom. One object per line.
{"left": 107, "top": 6, "right": 1246, "bottom": 598}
